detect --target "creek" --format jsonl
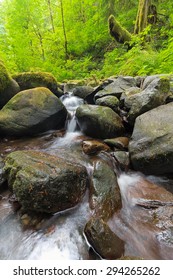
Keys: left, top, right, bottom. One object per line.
{"left": 0, "top": 93, "right": 173, "bottom": 260}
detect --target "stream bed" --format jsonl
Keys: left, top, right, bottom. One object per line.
{"left": 0, "top": 94, "right": 173, "bottom": 260}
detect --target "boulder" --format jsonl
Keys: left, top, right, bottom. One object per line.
{"left": 82, "top": 140, "right": 111, "bottom": 155}
{"left": 129, "top": 102, "right": 173, "bottom": 175}
{"left": 84, "top": 218, "right": 124, "bottom": 259}
{"left": 125, "top": 77, "right": 170, "bottom": 125}
{"left": 4, "top": 150, "right": 88, "bottom": 213}
{"left": 95, "top": 95, "right": 120, "bottom": 113}
{"left": 94, "top": 76, "right": 136, "bottom": 101}
{"left": 73, "top": 86, "right": 94, "bottom": 99}
{"left": 13, "top": 72, "right": 63, "bottom": 98}
{"left": 90, "top": 160, "right": 122, "bottom": 220}
{"left": 0, "top": 87, "right": 67, "bottom": 136}
{"left": 104, "top": 137, "right": 129, "bottom": 150}
{"left": 76, "top": 104, "right": 124, "bottom": 139}
{"left": 0, "top": 62, "right": 20, "bottom": 108}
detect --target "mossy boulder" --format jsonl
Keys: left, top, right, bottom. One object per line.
{"left": 0, "top": 87, "right": 67, "bottom": 136}
{"left": 90, "top": 160, "right": 122, "bottom": 220}
{"left": 76, "top": 104, "right": 124, "bottom": 139}
{"left": 4, "top": 150, "right": 88, "bottom": 213}
{"left": 95, "top": 95, "right": 120, "bottom": 113}
{"left": 0, "top": 61, "right": 20, "bottom": 108}
{"left": 129, "top": 102, "right": 173, "bottom": 175}
{"left": 13, "top": 72, "right": 63, "bottom": 98}
{"left": 84, "top": 218, "right": 124, "bottom": 259}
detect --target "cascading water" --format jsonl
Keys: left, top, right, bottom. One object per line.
{"left": 50, "top": 93, "right": 84, "bottom": 147}
{"left": 61, "top": 93, "right": 83, "bottom": 133}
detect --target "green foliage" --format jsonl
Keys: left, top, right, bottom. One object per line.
{"left": 0, "top": 0, "right": 173, "bottom": 81}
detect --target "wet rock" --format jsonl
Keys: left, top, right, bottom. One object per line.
{"left": 13, "top": 72, "right": 63, "bottom": 98}
{"left": 90, "top": 160, "right": 122, "bottom": 220}
{"left": 111, "top": 151, "right": 130, "bottom": 172}
{"left": 104, "top": 137, "right": 129, "bottom": 150}
{"left": 73, "top": 86, "right": 94, "bottom": 99}
{"left": 84, "top": 218, "right": 124, "bottom": 259}
{"left": 95, "top": 96, "right": 120, "bottom": 113}
{"left": 82, "top": 140, "right": 111, "bottom": 155}
{"left": 4, "top": 150, "right": 88, "bottom": 213}
{"left": 126, "top": 77, "right": 170, "bottom": 125}
{"left": 94, "top": 76, "right": 136, "bottom": 100}
{"left": 129, "top": 102, "right": 173, "bottom": 175}
{"left": 76, "top": 104, "right": 124, "bottom": 139}
{"left": 0, "top": 87, "right": 67, "bottom": 136}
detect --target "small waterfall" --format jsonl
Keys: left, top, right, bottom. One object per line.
{"left": 61, "top": 93, "right": 83, "bottom": 133}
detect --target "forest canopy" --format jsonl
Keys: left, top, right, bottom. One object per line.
{"left": 0, "top": 0, "right": 173, "bottom": 81}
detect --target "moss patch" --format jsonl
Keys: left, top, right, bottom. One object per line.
{"left": 0, "top": 61, "right": 11, "bottom": 92}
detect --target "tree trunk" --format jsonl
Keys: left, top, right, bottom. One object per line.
{"left": 60, "top": 0, "right": 68, "bottom": 60}
{"left": 47, "top": 0, "right": 55, "bottom": 33}
{"left": 134, "top": 0, "right": 151, "bottom": 34}
{"left": 108, "top": 15, "right": 132, "bottom": 44}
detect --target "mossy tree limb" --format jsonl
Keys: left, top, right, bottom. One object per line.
{"left": 108, "top": 15, "right": 132, "bottom": 44}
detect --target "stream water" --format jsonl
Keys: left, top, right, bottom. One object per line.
{"left": 0, "top": 93, "right": 173, "bottom": 260}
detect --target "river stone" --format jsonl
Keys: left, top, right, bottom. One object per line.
{"left": 84, "top": 218, "right": 124, "bottom": 259}
{"left": 129, "top": 102, "right": 173, "bottom": 175}
{"left": 95, "top": 96, "right": 120, "bottom": 113}
{"left": 111, "top": 151, "right": 130, "bottom": 172}
{"left": 76, "top": 105, "right": 124, "bottom": 139}
{"left": 13, "top": 72, "right": 63, "bottom": 98}
{"left": 82, "top": 140, "right": 111, "bottom": 155}
{"left": 104, "top": 137, "right": 129, "bottom": 150}
{"left": 73, "top": 86, "right": 94, "bottom": 99}
{"left": 4, "top": 150, "right": 88, "bottom": 213}
{"left": 0, "top": 87, "right": 67, "bottom": 136}
{"left": 90, "top": 160, "right": 122, "bottom": 220}
{"left": 94, "top": 76, "right": 136, "bottom": 101}
{"left": 125, "top": 77, "right": 170, "bottom": 125}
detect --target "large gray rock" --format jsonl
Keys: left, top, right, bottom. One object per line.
{"left": 4, "top": 150, "right": 88, "bottom": 213}
{"left": 95, "top": 95, "right": 119, "bottom": 113}
{"left": 76, "top": 104, "right": 124, "bottom": 139}
{"left": 73, "top": 86, "right": 94, "bottom": 99}
{"left": 125, "top": 77, "right": 170, "bottom": 125}
{"left": 129, "top": 102, "right": 173, "bottom": 175}
{"left": 90, "top": 160, "right": 122, "bottom": 220}
{"left": 0, "top": 87, "right": 67, "bottom": 136}
{"left": 84, "top": 218, "right": 124, "bottom": 259}
{"left": 94, "top": 76, "right": 136, "bottom": 100}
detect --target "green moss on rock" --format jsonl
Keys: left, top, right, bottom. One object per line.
{"left": 13, "top": 72, "right": 63, "bottom": 97}
{"left": 0, "top": 61, "right": 11, "bottom": 92}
